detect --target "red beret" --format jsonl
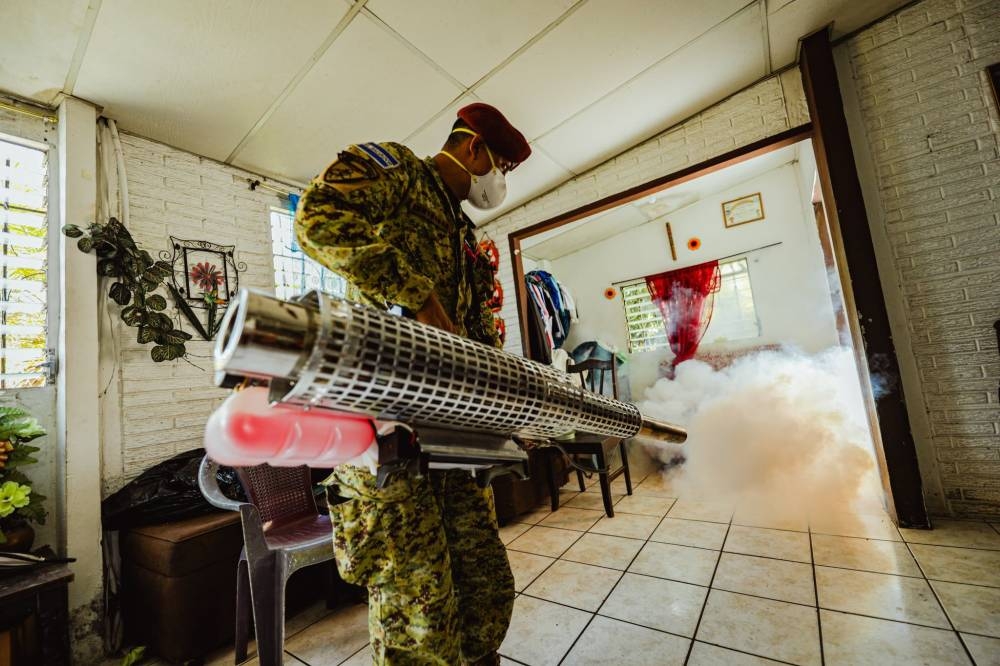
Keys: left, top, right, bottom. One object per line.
{"left": 457, "top": 103, "right": 531, "bottom": 167}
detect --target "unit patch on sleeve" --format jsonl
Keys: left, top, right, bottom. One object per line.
{"left": 356, "top": 142, "right": 400, "bottom": 169}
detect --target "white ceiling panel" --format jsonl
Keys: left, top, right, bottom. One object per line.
{"left": 364, "top": 0, "right": 577, "bottom": 87}
{"left": 465, "top": 145, "right": 573, "bottom": 226}
{"left": 475, "top": 0, "right": 752, "bottom": 141}
{"left": 73, "top": 0, "right": 352, "bottom": 161}
{"left": 536, "top": 3, "right": 766, "bottom": 175}
{"left": 523, "top": 205, "right": 648, "bottom": 260}
{"left": 404, "top": 93, "right": 481, "bottom": 159}
{"left": 767, "top": 0, "right": 910, "bottom": 67}
{"left": 0, "top": 0, "right": 90, "bottom": 104}
{"left": 233, "top": 11, "right": 463, "bottom": 183}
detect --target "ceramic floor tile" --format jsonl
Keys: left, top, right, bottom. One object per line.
{"left": 583, "top": 476, "right": 631, "bottom": 495}
{"left": 284, "top": 603, "right": 369, "bottom": 666}
{"left": 561, "top": 532, "right": 644, "bottom": 570}
{"left": 515, "top": 506, "right": 553, "bottom": 525}
{"left": 634, "top": 472, "right": 680, "bottom": 496}
{"left": 931, "top": 580, "right": 1000, "bottom": 637}
{"left": 628, "top": 541, "right": 719, "bottom": 586}
{"left": 500, "top": 595, "right": 592, "bottom": 666}
{"left": 538, "top": 507, "right": 604, "bottom": 532}
{"left": 687, "top": 642, "right": 787, "bottom": 665}
{"left": 900, "top": 519, "right": 1000, "bottom": 550}
{"left": 712, "top": 553, "right": 815, "bottom": 606}
{"left": 724, "top": 525, "right": 812, "bottom": 563}
{"left": 507, "top": 525, "right": 582, "bottom": 558}
{"left": 599, "top": 571, "right": 707, "bottom": 637}
{"left": 523, "top": 559, "right": 621, "bottom": 612}
{"left": 562, "top": 615, "right": 690, "bottom": 665}
{"left": 696, "top": 589, "right": 821, "bottom": 665}
{"left": 811, "top": 533, "right": 922, "bottom": 577}
{"left": 815, "top": 566, "right": 949, "bottom": 628}
{"left": 667, "top": 499, "right": 733, "bottom": 523}
{"left": 651, "top": 518, "right": 729, "bottom": 550}
{"left": 613, "top": 494, "right": 676, "bottom": 517}
{"left": 732, "top": 507, "right": 809, "bottom": 533}
{"left": 589, "top": 512, "right": 661, "bottom": 540}
{"left": 286, "top": 601, "right": 332, "bottom": 638}
{"left": 338, "top": 646, "right": 372, "bottom": 666}
{"left": 820, "top": 609, "right": 969, "bottom": 666}
{"left": 910, "top": 543, "right": 1000, "bottom": 587}
{"left": 809, "top": 511, "right": 901, "bottom": 541}
{"left": 565, "top": 491, "right": 618, "bottom": 512}
{"left": 961, "top": 633, "right": 1000, "bottom": 666}
{"left": 499, "top": 521, "right": 532, "bottom": 545}
{"left": 507, "top": 550, "right": 555, "bottom": 592}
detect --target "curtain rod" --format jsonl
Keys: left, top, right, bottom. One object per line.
{"left": 612, "top": 241, "right": 783, "bottom": 286}
{"left": 247, "top": 178, "right": 298, "bottom": 197}
{"left": 0, "top": 101, "right": 57, "bottom": 124}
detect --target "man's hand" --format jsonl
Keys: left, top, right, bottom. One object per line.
{"left": 415, "top": 293, "right": 456, "bottom": 334}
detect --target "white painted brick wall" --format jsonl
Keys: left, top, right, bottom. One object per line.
{"left": 103, "top": 132, "right": 289, "bottom": 491}
{"left": 481, "top": 71, "right": 809, "bottom": 357}
{"left": 844, "top": 0, "right": 1000, "bottom": 518}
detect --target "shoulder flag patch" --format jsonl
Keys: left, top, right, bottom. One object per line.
{"left": 357, "top": 142, "right": 400, "bottom": 169}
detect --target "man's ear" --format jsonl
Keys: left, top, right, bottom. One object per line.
{"left": 467, "top": 134, "right": 484, "bottom": 160}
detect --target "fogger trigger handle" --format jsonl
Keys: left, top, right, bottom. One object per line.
{"left": 375, "top": 424, "right": 421, "bottom": 489}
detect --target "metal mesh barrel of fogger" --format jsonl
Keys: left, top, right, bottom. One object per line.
{"left": 214, "top": 289, "right": 686, "bottom": 443}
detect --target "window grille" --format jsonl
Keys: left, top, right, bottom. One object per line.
{"left": 0, "top": 137, "right": 49, "bottom": 388}
{"left": 270, "top": 208, "right": 352, "bottom": 301}
{"left": 623, "top": 257, "right": 759, "bottom": 353}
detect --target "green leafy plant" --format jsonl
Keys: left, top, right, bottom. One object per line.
{"left": 0, "top": 405, "right": 47, "bottom": 543}
{"left": 63, "top": 218, "right": 192, "bottom": 362}
{"left": 120, "top": 646, "right": 146, "bottom": 666}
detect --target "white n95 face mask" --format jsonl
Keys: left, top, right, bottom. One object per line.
{"left": 466, "top": 155, "right": 507, "bottom": 210}
{"left": 438, "top": 135, "right": 508, "bottom": 210}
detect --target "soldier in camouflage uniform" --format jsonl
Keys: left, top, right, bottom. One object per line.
{"left": 295, "top": 104, "right": 531, "bottom": 665}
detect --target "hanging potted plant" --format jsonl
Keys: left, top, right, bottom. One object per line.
{"left": 0, "top": 405, "right": 48, "bottom": 552}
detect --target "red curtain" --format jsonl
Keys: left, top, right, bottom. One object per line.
{"left": 645, "top": 260, "right": 722, "bottom": 378}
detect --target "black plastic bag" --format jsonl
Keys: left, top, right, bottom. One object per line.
{"left": 101, "top": 448, "right": 246, "bottom": 531}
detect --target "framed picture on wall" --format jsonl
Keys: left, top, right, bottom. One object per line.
{"left": 722, "top": 192, "right": 765, "bottom": 228}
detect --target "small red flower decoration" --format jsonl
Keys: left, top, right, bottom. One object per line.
{"left": 190, "top": 262, "right": 224, "bottom": 292}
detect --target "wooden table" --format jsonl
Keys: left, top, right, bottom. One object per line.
{"left": 0, "top": 560, "right": 74, "bottom": 665}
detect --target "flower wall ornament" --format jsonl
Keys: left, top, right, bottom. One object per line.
{"left": 160, "top": 237, "right": 245, "bottom": 340}
{"left": 190, "top": 262, "right": 225, "bottom": 292}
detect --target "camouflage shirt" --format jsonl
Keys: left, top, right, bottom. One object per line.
{"left": 295, "top": 141, "right": 500, "bottom": 347}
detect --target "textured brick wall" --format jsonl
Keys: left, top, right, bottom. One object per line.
{"left": 102, "top": 132, "right": 288, "bottom": 490}
{"left": 483, "top": 69, "right": 810, "bottom": 357}
{"left": 842, "top": 0, "right": 1000, "bottom": 518}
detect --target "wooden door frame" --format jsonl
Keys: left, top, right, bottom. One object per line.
{"left": 799, "top": 28, "right": 927, "bottom": 527}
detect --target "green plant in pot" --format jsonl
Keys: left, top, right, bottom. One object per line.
{"left": 0, "top": 405, "right": 47, "bottom": 551}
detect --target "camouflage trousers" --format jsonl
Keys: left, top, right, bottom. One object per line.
{"left": 325, "top": 466, "right": 515, "bottom": 665}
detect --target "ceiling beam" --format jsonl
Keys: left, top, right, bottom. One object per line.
{"left": 63, "top": 0, "right": 103, "bottom": 97}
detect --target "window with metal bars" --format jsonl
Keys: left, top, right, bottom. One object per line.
{"left": 270, "top": 208, "right": 354, "bottom": 301}
{"left": 0, "top": 136, "right": 49, "bottom": 388}
{"left": 622, "top": 257, "right": 760, "bottom": 353}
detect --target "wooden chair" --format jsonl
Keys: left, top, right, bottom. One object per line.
{"left": 551, "top": 358, "right": 633, "bottom": 517}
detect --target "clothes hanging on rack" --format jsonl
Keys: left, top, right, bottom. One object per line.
{"left": 525, "top": 270, "right": 576, "bottom": 354}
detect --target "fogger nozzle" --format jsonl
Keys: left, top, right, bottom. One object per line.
{"left": 215, "top": 289, "right": 686, "bottom": 444}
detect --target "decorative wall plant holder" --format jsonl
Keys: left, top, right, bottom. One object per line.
{"left": 160, "top": 238, "right": 245, "bottom": 341}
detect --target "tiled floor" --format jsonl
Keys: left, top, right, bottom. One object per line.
{"left": 197, "top": 471, "right": 1000, "bottom": 666}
